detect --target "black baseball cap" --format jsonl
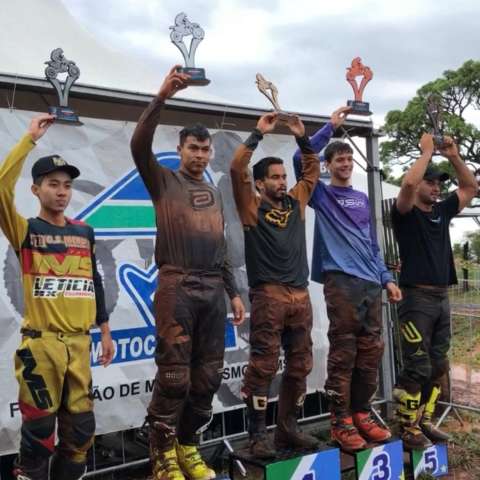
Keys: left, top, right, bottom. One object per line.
{"left": 31, "top": 155, "right": 80, "bottom": 182}
{"left": 423, "top": 164, "right": 449, "bottom": 182}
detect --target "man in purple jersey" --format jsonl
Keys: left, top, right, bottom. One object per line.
{"left": 293, "top": 108, "right": 402, "bottom": 451}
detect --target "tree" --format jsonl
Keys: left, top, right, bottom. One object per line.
{"left": 466, "top": 232, "right": 480, "bottom": 263}
{"left": 380, "top": 60, "right": 480, "bottom": 183}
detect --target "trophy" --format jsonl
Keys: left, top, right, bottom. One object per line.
{"left": 44, "top": 48, "right": 82, "bottom": 125}
{"left": 170, "top": 12, "right": 210, "bottom": 85}
{"left": 255, "top": 73, "right": 292, "bottom": 122}
{"left": 346, "top": 57, "right": 373, "bottom": 115}
{"left": 426, "top": 94, "right": 445, "bottom": 148}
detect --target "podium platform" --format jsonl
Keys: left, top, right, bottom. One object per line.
{"left": 229, "top": 444, "right": 341, "bottom": 480}
{"left": 228, "top": 438, "right": 449, "bottom": 479}
{"left": 410, "top": 443, "right": 449, "bottom": 478}
{"left": 343, "top": 438, "right": 405, "bottom": 479}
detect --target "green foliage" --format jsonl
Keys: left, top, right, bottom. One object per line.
{"left": 449, "top": 430, "right": 480, "bottom": 475}
{"left": 380, "top": 60, "right": 480, "bottom": 183}
{"left": 466, "top": 230, "right": 480, "bottom": 262}
{"left": 453, "top": 242, "right": 463, "bottom": 258}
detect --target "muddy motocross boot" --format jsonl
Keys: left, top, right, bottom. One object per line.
{"left": 12, "top": 455, "right": 49, "bottom": 480}
{"left": 353, "top": 411, "right": 392, "bottom": 443}
{"left": 274, "top": 385, "right": 319, "bottom": 451}
{"left": 244, "top": 394, "right": 276, "bottom": 459}
{"left": 420, "top": 385, "right": 450, "bottom": 442}
{"left": 393, "top": 387, "right": 432, "bottom": 450}
{"left": 176, "top": 441, "right": 216, "bottom": 480}
{"left": 331, "top": 415, "right": 367, "bottom": 452}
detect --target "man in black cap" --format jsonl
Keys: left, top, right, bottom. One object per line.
{"left": 0, "top": 114, "right": 113, "bottom": 480}
{"left": 391, "top": 133, "right": 477, "bottom": 449}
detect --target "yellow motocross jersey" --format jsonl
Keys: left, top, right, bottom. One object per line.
{"left": 0, "top": 134, "right": 108, "bottom": 333}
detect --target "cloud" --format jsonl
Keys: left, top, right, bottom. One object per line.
{"left": 60, "top": 0, "right": 480, "bottom": 127}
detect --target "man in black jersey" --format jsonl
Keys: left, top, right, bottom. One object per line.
{"left": 391, "top": 133, "right": 477, "bottom": 449}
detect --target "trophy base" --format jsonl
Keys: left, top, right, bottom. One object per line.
{"left": 276, "top": 110, "right": 294, "bottom": 123}
{"left": 176, "top": 67, "right": 211, "bottom": 86}
{"left": 433, "top": 134, "right": 446, "bottom": 148}
{"left": 347, "top": 100, "right": 371, "bottom": 116}
{"left": 48, "top": 106, "right": 83, "bottom": 125}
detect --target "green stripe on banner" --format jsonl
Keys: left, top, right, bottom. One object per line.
{"left": 85, "top": 205, "right": 155, "bottom": 228}
{"left": 266, "top": 456, "right": 303, "bottom": 479}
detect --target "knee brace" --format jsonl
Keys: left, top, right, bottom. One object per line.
{"left": 328, "top": 333, "right": 358, "bottom": 370}
{"left": 57, "top": 411, "right": 95, "bottom": 463}
{"left": 190, "top": 360, "right": 223, "bottom": 399}
{"left": 283, "top": 355, "right": 313, "bottom": 385}
{"left": 356, "top": 336, "right": 385, "bottom": 370}
{"left": 157, "top": 365, "right": 190, "bottom": 399}
{"left": 20, "top": 413, "right": 56, "bottom": 459}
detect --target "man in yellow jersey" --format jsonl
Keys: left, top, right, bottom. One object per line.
{"left": 0, "top": 114, "right": 114, "bottom": 480}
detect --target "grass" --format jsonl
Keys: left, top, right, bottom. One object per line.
{"left": 450, "top": 314, "right": 480, "bottom": 369}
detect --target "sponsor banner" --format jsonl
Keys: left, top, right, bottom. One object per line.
{"left": 0, "top": 109, "right": 330, "bottom": 454}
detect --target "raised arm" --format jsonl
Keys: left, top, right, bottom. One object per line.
{"left": 293, "top": 106, "right": 351, "bottom": 181}
{"left": 130, "top": 66, "right": 190, "bottom": 200}
{"left": 287, "top": 115, "right": 320, "bottom": 209}
{"left": 439, "top": 136, "right": 478, "bottom": 211}
{"left": 230, "top": 113, "right": 278, "bottom": 225}
{"left": 396, "top": 133, "right": 434, "bottom": 214}
{"left": 0, "top": 114, "right": 54, "bottom": 250}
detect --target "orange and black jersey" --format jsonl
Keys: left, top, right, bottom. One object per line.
{"left": 0, "top": 134, "right": 108, "bottom": 333}
{"left": 230, "top": 129, "right": 320, "bottom": 288}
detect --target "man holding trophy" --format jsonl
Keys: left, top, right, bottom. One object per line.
{"left": 130, "top": 66, "right": 245, "bottom": 480}
{"left": 0, "top": 115, "right": 113, "bottom": 480}
{"left": 230, "top": 111, "right": 320, "bottom": 458}
{"left": 292, "top": 109, "right": 402, "bottom": 452}
{"left": 391, "top": 133, "right": 477, "bottom": 449}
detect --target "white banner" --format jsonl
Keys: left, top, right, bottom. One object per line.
{"left": 0, "top": 108, "right": 330, "bottom": 455}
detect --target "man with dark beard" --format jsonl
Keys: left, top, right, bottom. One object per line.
{"left": 230, "top": 112, "right": 320, "bottom": 458}
{"left": 130, "top": 66, "right": 245, "bottom": 480}
{"left": 391, "top": 133, "right": 477, "bottom": 449}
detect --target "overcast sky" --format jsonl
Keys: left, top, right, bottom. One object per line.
{"left": 60, "top": 0, "right": 480, "bottom": 129}
{"left": 58, "top": 0, "right": 480, "bottom": 241}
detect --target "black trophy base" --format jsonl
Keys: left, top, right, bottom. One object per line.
{"left": 433, "top": 134, "right": 446, "bottom": 148}
{"left": 347, "top": 100, "right": 371, "bottom": 116}
{"left": 48, "top": 106, "right": 83, "bottom": 125}
{"left": 176, "top": 67, "right": 210, "bottom": 86}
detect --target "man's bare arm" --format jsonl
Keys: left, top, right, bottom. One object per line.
{"left": 396, "top": 133, "right": 434, "bottom": 214}
{"left": 440, "top": 136, "right": 478, "bottom": 211}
